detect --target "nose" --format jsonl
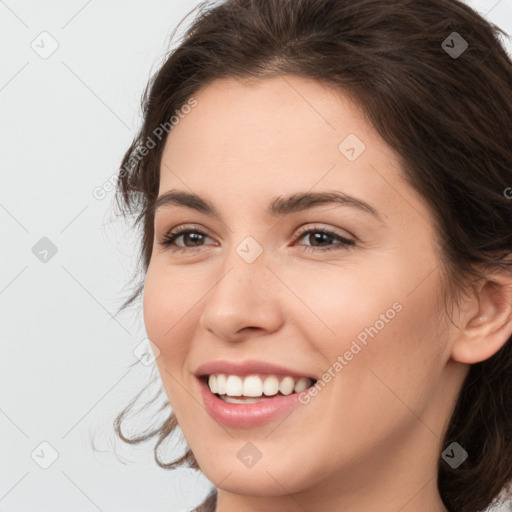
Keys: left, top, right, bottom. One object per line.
{"left": 198, "top": 250, "right": 284, "bottom": 343}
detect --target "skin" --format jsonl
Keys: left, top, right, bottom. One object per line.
{"left": 142, "top": 75, "right": 512, "bottom": 511}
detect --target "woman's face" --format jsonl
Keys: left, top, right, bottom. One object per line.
{"left": 143, "top": 75, "right": 465, "bottom": 508}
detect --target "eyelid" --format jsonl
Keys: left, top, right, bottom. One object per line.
{"left": 292, "top": 225, "right": 355, "bottom": 253}
{"left": 158, "top": 222, "right": 356, "bottom": 253}
{"left": 294, "top": 223, "right": 354, "bottom": 241}
{"left": 159, "top": 223, "right": 215, "bottom": 247}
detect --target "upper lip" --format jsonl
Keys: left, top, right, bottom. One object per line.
{"left": 195, "top": 359, "right": 317, "bottom": 380}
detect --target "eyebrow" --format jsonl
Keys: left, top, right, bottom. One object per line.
{"left": 153, "top": 189, "right": 381, "bottom": 220}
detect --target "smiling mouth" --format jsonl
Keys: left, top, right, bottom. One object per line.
{"left": 201, "top": 373, "right": 318, "bottom": 403}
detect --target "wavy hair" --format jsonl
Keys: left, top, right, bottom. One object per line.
{"left": 112, "top": 1, "right": 512, "bottom": 510}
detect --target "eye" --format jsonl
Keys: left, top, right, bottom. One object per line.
{"left": 159, "top": 225, "right": 214, "bottom": 252}
{"left": 158, "top": 224, "right": 356, "bottom": 253}
{"left": 293, "top": 225, "right": 355, "bottom": 253}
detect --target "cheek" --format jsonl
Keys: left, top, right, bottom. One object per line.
{"left": 282, "top": 263, "right": 398, "bottom": 349}
{"left": 142, "top": 266, "right": 201, "bottom": 421}
{"left": 143, "top": 263, "right": 193, "bottom": 334}
{"left": 300, "top": 252, "right": 445, "bottom": 367}
{"left": 322, "top": 277, "right": 445, "bottom": 440}
{"left": 289, "top": 260, "right": 446, "bottom": 430}
{"left": 142, "top": 265, "right": 198, "bottom": 365}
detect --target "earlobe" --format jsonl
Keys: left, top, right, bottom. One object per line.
{"left": 451, "top": 274, "right": 512, "bottom": 365}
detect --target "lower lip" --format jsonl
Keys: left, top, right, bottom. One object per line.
{"left": 198, "top": 378, "right": 305, "bottom": 428}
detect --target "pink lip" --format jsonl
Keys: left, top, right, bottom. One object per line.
{"left": 194, "top": 359, "right": 316, "bottom": 379}
{"left": 194, "top": 359, "right": 315, "bottom": 428}
{"left": 197, "top": 377, "right": 305, "bottom": 428}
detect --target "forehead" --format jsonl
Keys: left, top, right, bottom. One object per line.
{"left": 158, "top": 75, "right": 422, "bottom": 222}
{"left": 162, "top": 75, "right": 379, "bottom": 166}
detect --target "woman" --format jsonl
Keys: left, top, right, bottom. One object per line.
{"left": 113, "top": 1, "right": 512, "bottom": 510}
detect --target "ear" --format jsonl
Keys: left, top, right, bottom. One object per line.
{"left": 451, "top": 269, "right": 512, "bottom": 364}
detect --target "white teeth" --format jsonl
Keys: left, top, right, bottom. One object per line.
{"left": 208, "top": 375, "right": 217, "bottom": 394}
{"left": 294, "top": 377, "right": 309, "bottom": 393}
{"left": 263, "top": 375, "right": 279, "bottom": 396}
{"left": 220, "top": 396, "right": 269, "bottom": 404}
{"left": 243, "top": 375, "right": 263, "bottom": 397}
{"left": 216, "top": 374, "right": 227, "bottom": 395}
{"left": 206, "top": 373, "right": 314, "bottom": 397}
{"left": 225, "top": 375, "right": 243, "bottom": 396}
{"left": 279, "top": 376, "right": 295, "bottom": 395}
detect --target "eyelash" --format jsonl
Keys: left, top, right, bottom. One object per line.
{"left": 159, "top": 225, "right": 355, "bottom": 253}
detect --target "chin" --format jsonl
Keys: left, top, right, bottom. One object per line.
{"left": 193, "top": 449, "right": 314, "bottom": 497}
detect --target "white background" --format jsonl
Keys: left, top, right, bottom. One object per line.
{"left": 1, "top": 1, "right": 511, "bottom": 511}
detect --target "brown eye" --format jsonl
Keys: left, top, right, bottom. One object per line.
{"left": 160, "top": 227, "right": 213, "bottom": 251}
{"left": 294, "top": 227, "right": 355, "bottom": 253}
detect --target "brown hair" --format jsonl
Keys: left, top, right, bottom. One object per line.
{"left": 112, "top": 1, "right": 512, "bottom": 510}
